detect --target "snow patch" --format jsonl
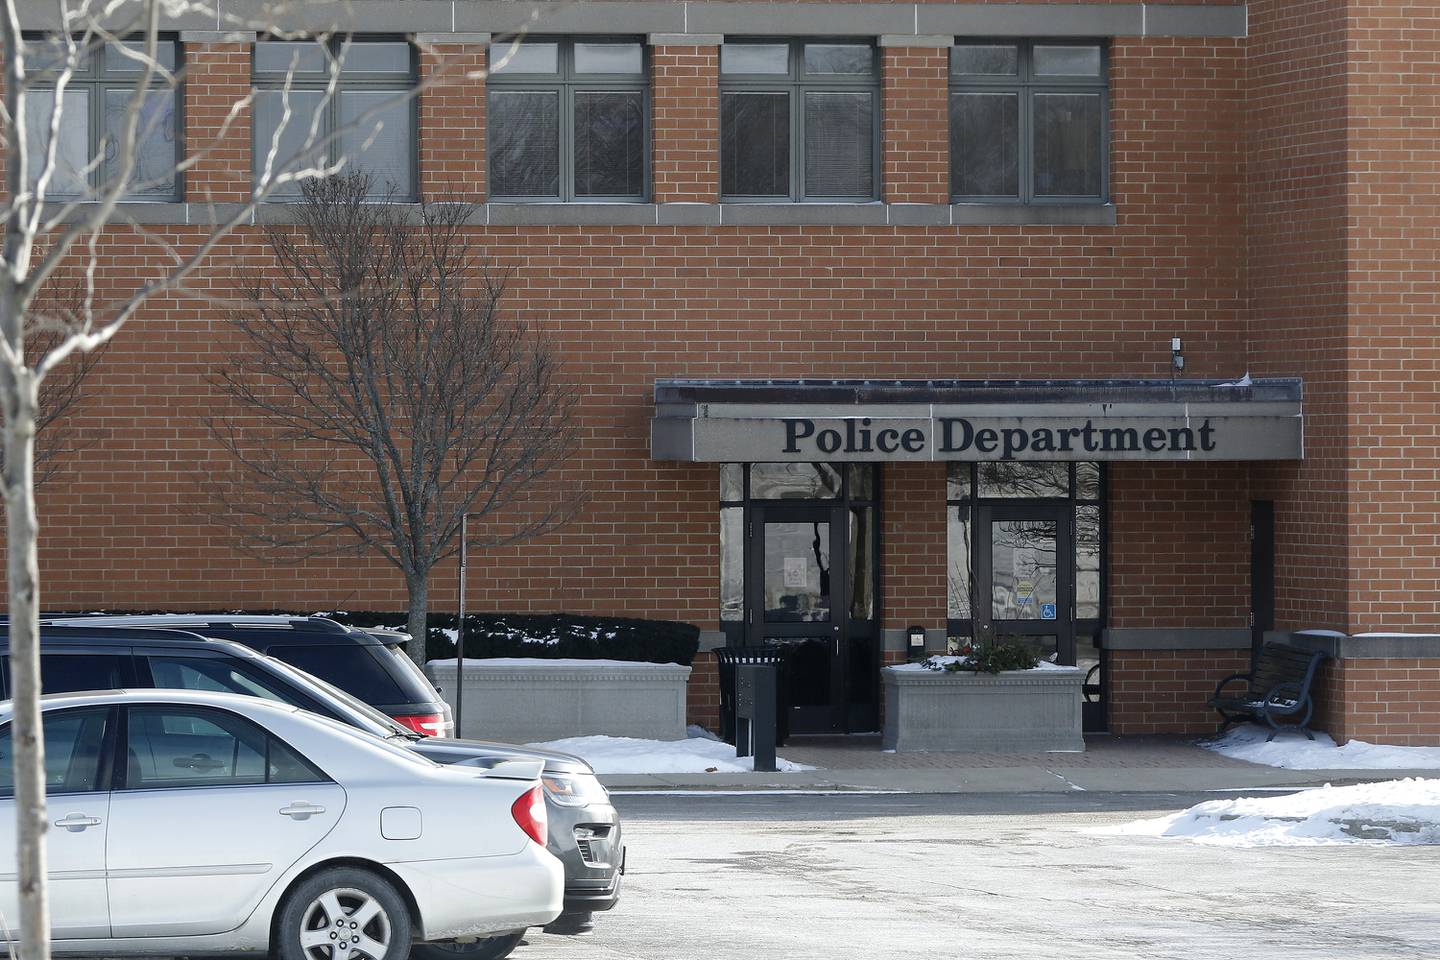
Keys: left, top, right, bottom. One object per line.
{"left": 1116, "top": 779, "right": 1440, "bottom": 846}
{"left": 1201, "top": 723, "right": 1440, "bottom": 770}
{"left": 888, "top": 655, "right": 1079, "bottom": 673}
{"left": 527, "top": 734, "right": 815, "bottom": 774}
{"left": 427, "top": 657, "right": 680, "bottom": 668}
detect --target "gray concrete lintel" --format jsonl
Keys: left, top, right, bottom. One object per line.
{"left": 460, "top": 2, "right": 686, "bottom": 36}
{"left": 649, "top": 34, "right": 725, "bottom": 47}
{"left": 1102, "top": 628, "right": 1252, "bottom": 651}
{"left": 1280, "top": 630, "right": 1440, "bottom": 662}
{"left": 179, "top": 30, "right": 254, "bottom": 43}
{"left": 688, "top": 2, "right": 913, "bottom": 37}
{"left": 878, "top": 35, "right": 954, "bottom": 48}
{"left": 416, "top": 33, "right": 492, "bottom": 46}
{"left": 882, "top": 627, "right": 950, "bottom": 654}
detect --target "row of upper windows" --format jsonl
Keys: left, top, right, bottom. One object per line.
{"left": 19, "top": 35, "right": 1107, "bottom": 205}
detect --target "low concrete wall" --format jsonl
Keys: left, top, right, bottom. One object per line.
{"left": 426, "top": 659, "right": 691, "bottom": 742}
{"left": 882, "top": 666, "right": 1086, "bottom": 752}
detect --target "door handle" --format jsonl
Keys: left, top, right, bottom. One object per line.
{"left": 54, "top": 813, "right": 101, "bottom": 832}
{"left": 279, "top": 802, "right": 327, "bottom": 821}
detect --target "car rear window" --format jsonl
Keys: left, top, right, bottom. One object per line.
{"left": 267, "top": 644, "right": 435, "bottom": 707}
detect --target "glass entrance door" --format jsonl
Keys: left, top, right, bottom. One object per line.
{"left": 977, "top": 502, "right": 1075, "bottom": 666}
{"left": 747, "top": 504, "right": 846, "bottom": 734}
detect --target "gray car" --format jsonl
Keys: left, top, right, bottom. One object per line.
{"left": 18, "top": 624, "right": 624, "bottom": 960}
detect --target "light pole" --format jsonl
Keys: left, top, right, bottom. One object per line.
{"left": 454, "top": 514, "right": 469, "bottom": 738}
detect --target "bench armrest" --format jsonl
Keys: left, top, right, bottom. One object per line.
{"left": 1211, "top": 673, "right": 1251, "bottom": 699}
{"left": 1262, "top": 681, "right": 1306, "bottom": 713}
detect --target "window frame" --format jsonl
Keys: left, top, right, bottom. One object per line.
{"left": 20, "top": 33, "right": 184, "bottom": 202}
{"left": 0, "top": 706, "right": 118, "bottom": 798}
{"left": 251, "top": 35, "right": 419, "bottom": 201}
{"left": 945, "top": 462, "right": 1107, "bottom": 642}
{"left": 116, "top": 703, "right": 332, "bottom": 791}
{"left": 719, "top": 38, "right": 882, "bottom": 203}
{"left": 486, "top": 37, "right": 651, "bottom": 203}
{"left": 948, "top": 39, "right": 1109, "bottom": 206}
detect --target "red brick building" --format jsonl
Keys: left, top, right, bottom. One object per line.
{"left": 17, "top": 0, "right": 1440, "bottom": 744}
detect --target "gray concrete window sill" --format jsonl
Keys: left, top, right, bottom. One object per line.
{"left": 60, "top": 200, "right": 1120, "bottom": 229}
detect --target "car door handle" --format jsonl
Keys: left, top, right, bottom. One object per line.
{"left": 54, "top": 813, "right": 101, "bottom": 832}
{"left": 279, "top": 802, "right": 327, "bottom": 821}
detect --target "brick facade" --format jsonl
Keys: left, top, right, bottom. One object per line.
{"left": 12, "top": 6, "right": 1440, "bottom": 745}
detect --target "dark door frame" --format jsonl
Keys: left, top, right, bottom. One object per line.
{"left": 1250, "top": 500, "right": 1276, "bottom": 669}
{"left": 746, "top": 501, "right": 849, "bottom": 734}
{"left": 974, "top": 501, "right": 1077, "bottom": 665}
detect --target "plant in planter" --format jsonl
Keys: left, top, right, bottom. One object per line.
{"left": 922, "top": 638, "right": 1039, "bottom": 675}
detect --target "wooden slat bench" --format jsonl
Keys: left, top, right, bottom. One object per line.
{"left": 1208, "top": 642, "right": 1327, "bottom": 741}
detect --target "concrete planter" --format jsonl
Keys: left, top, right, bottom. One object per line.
{"left": 882, "top": 665, "right": 1086, "bottom": 753}
{"left": 425, "top": 658, "right": 691, "bottom": 742}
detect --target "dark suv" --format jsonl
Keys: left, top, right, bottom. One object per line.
{"left": 7, "top": 625, "right": 624, "bottom": 954}
{"left": 48, "top": 615, "right": 453, "bottom": 737}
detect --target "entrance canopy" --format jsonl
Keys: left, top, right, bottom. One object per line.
{"left": 652, "top": 379, "right": 1303, "bottom": 462}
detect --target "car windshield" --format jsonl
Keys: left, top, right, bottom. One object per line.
{"left": 260, "top": 657, "right": 417, "bottom": 740}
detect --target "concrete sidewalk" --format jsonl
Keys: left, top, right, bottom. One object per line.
{"left": 598, "top": 734, "right": 1440, "bottom": 794}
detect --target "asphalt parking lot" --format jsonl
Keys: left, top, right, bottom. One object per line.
{"left": 515, "top": 791, "right": 1440, "bottom": 960}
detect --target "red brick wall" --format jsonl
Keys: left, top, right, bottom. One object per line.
{"left": 1108, "top": 462, "right": 1249, "bottom": 629}
{"left": 1109, "top": 649, "right": 1250, "bottom": 734}
{"left": 686, "top": 651, "right": 719, "bottom": 730}
{"left": 184, "top": 41, "right": 251, "bottom": 202}
{"left": 1313, "top": 658, "right": 1440, "bottom": 747}
{"left": 1341, "top": 0, "right": 1440, "bottom": 632}
{"left": 1245, "top": 0, "right": 1352, "bottom": 632}
{"left": 23, "top": 36, "right": 1250, "bottom": 640}
{"left": 881, "top": 463, "right": 947, "bottom": 631}
{"left": 418, "top": 43, "right": 486, "bottom": 200}
{"left": 651, "top": 45, "right": 719, "bottom": 203}
{"left": 881, "top": 46, "right": 949, "bottom": 204}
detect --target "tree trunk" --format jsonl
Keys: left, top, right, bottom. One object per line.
{"left": 405, "top": 572, "right": 430, "bottom": 668}
{"left": 3, "top": 379, "right": 49, "bottom": 960}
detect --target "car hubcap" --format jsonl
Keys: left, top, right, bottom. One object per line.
{"left": 299, "top": 888, "right": 392, "bottom": 960}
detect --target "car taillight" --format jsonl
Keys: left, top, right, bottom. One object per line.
{"left": 391, "top": 713, "right": 447, "bottom": 736}
{"left": 511, "top": 784, "right": 548, "bottom": 846}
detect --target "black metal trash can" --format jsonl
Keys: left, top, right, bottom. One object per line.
{"left": 715, "top": 645, "right": 791, "bottom": 746}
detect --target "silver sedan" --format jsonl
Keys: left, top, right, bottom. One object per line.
{"left": 0, "top": 689, "right": 563, "bottom": 959}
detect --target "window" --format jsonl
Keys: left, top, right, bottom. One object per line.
{"left": 123, "top": 706, "right": 326, "bottom": 789}
{"left": 720, "top": 40, "right": 879, "bottom": 201}
{"left": 145, "top": 655, "right": 309, "bottom": 707}
{"left": 252, "top": 38, "right": 416, "bottom": 199}
{"left": 20, "top": 36, "right": 179, "bottom": 200}
{"left": 487, "top": 38, "right": 648, "bottom": 201}
{"left": 0, "top": 708, "right": 111, "bottom": 798}
{"left": 0, "top": 653, "right": 129, "bottom": 697}
{"left": 267, "top": 645, "right": 411, "bottom": 705}
{"left": 949, "top": 41, "right": 1106, "bottom": 203}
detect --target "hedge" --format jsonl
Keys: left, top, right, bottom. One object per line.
{"left": 45, "top": 609, "right": 700, "bottom": 667}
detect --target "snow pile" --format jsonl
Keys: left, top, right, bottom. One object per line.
{"left": 889, "top": 655, "right": 1078, "bottom": 673}
{"left": 1119, "top": 779, "right": 1440, "bottom": 846}
{"left": 1202, "top": 723, "right": 1440, "bottom": 770}
{"left": 428, "top": 657, "right": 679, "bottom": 668}
{"left": 528, "top": 733, "right": 815, "bottom": 774}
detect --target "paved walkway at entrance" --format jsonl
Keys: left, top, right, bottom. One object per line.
{"left": 600, "top": 733, "right": 1440, "bottom": 794}
{"left": 775, "top": 734, "right": 1257, "bottom": 770}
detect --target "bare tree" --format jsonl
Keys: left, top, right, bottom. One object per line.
{"left": 209, "top": 173, "right": 576, "bottom": 664}
{"left": 0, "top": 4, "right": 534, "bottom": 957}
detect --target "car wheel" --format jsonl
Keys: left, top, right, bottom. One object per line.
{"left": 276, "top": 867, "right": 413, "bottom": 960}
{"left": 410, "top": 932, "right": 525, "bottom": 960}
